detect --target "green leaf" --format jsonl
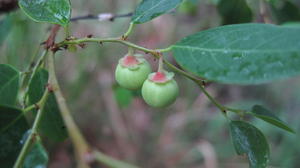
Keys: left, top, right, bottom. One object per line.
{"left": 23, "top": 141, "right": 48, "bottom": 168}
{"left": 0, "top": 64, "right": 20, "bottom": 106}
{"left": 113, "top": 86, "right": 133, "bottom": 108}
{"left": 28, "top": 69, "right": 67, "bottom": 142}
{"left": 250, "top": 105, "right": 295, "bottom": 133}
{"left": 132, "top": 0, "right": 183, "bottom": 24}
{"left": 171, "top": 23, "right": 300, "bottom": 84}
{"left": 18, "top": 0, "right": 71, "bottom": 26}
{"left": 230, "top": 121, "right": 269, "bottom": 168}
{"left": 217, "top": 0, "right": 253, "bottom": 25}
{"left": 0, "top": 105, "right": 29, "bottom": 168}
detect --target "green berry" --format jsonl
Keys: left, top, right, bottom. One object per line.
{"left": 115, "top": 54, "right": 152, "bottom": 90}
{"left": 142, "top": 71, "right": 179, "bottom": 108}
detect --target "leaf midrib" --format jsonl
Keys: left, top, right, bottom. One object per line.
{"left": 172, "top": 45, "right": 300, "bottom": 54}
{"left": 0, "top": 74, "right": 18, "bottom": 96}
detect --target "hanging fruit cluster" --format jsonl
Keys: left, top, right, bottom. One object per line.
{"left": 115, "top": 49, "right": 179, "bottom": 108}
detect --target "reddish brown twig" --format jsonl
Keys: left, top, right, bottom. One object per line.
{"left": 44, "top": 25, "right": 61, "bottom": 50}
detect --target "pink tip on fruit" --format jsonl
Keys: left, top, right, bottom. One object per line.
{"left": 151, "top": 72, "right": 167, "bottom": 83}
{"left": 122, "top": 55, "right": 139, "bottom": 67}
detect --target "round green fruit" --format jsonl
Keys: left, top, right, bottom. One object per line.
{"left": 142, "top": 71, "right": 179, "bottom": 108}
{"left": 115, "top": 54, "right": 152, "bottom": 90}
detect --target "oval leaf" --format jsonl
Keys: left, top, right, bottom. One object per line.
{"left": 250, "top": 105, "right": 295, "bottom": 133}
{"left": 132, "top": 0, "right": 183, "bottom": 24}
{"left": 27, "top": 69, "right": 67, "bottom": 142}
{"left": 0, "top": 64, "right": 19, "bottom": 106}
{"left": 230, "top": 121, "right": 269, "bottom": 168}
{"left": 19, "top": 0, "right": 71, "bottom": 26}
{"left": 171, "top": 24, "right": 300, "bottom": 84}
{"left": 218, "top": 0, "right": 253, "bottom": 25}
{"left": 0, "top": 105, "right": 29, "bottom": 168}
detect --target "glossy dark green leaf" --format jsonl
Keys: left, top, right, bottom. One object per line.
{"left": 250, "top": 105, "right": 295, "bottom": 133}
{"left": 132, "top": 0, "right": 183, "bottom": 24}
{"left": 230, "top": 121, "right": 269, "bottom": 168}
{"left": 23, "top": 140, "right": 48, "bottom": 168}
{"left": 114, "top": 86, "right": 133, "bottom": 108}
{"left": 18, "top": 0, "right": 71, "bottom": 26}
{"left": 217, "top": 0, "right": 252, "bottom": 25}
{"left": 28, "top": 69, "right": 67, "bottom": 142}
{"left": 0, "top": 15, "right": 12, "bottom": 45}
{"left": 171, "top": 24, "right": 300, "bottom": 84}
{"left": 0, "top": 105, "right": 29, "bottom": 168}
{"left": 0, "top": 64, "right": 20, "bottom": 106}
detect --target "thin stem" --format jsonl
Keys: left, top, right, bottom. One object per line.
{"left": 58, "top": 37, "right": 203, "bottom": 84}
{"left": 163, "top": 59, "right": 201, "bottom": 82}
{"left": 158, "top": 56, "right": 164, "bottom": 73}
{"left": 226, "top": 107, "right": 242, "bottom": 113}
{"left": 226, "top": 107, "right": 247, "bottom": 117}
{"left": 157, "top": 46, "right": 172, "bottom": 53}
{"left": 58, "top": 37, "right": 157, "bottom": 55}
{"left": 22, "top": 50, "right": 48, "bottom": 106}
{"left": 47, "top": 53, "right": 90, "bottom": 168}
{"left": 162, "top": 60, "right": 227, "bottom": 115}
{"left": 165, "top": 57, "right": 228, "bottom": 116}
{"left": 128, "top": 47, "right": 135, "bottom": 56}
{"left": 23, "top": 104, "right": 37, "bottom": 113}
{"left": 14, "top": 88, "right": 50, "bottom": 168}
{"left": 123, "top": 22, "right": 135, "bottom": 39}
{"left": 165, "top": 58, "right": 241, "bottom": 116}
{"left": 65, "top": 25, "right": 71, "bottom": 38}
{"left": 58, "top": 38, "right": 178, "bottom": 81}
{"left": 93, "top": 151, "right": 140, "bottom": 168}
{"left": 197, "top": 83, "right": 227, "bottom": 114}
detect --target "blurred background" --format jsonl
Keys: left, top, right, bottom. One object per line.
{"left": 1, "top": 0, "right": 300, "bottom": 167}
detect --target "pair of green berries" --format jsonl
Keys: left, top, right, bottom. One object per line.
{"left": 115, "top": 54, "right": 179, "bottom": 108}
